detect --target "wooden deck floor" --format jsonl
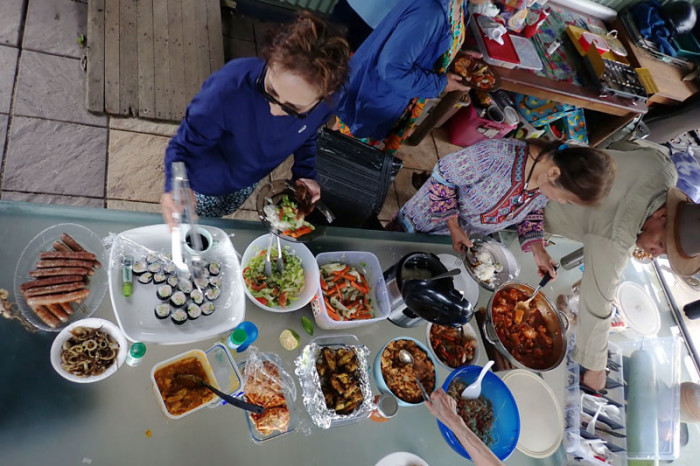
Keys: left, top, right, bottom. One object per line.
{"left": 86, "top": 0, "right": 224, "bottom": 121}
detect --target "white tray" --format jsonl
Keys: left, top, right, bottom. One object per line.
{"left": 107, "top": 224, "right": 245, "bottom": 344}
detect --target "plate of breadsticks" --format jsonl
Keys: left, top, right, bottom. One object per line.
{"left": 14, "top": 223, "right": 108, "bottom": 331}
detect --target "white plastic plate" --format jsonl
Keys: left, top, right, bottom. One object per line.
{"left": 107, "top": 224, "right": 245, "bottom": 344}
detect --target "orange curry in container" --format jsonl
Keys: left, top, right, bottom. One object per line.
{"left": 154, "top": 356, "right": 215, "bottom": 416}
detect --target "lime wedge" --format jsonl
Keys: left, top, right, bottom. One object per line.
{"left": 279, "top": 329, "right": 300, "bottom": 351}
{"left": 301, "top": 316, "right": 314, "bottom": 336}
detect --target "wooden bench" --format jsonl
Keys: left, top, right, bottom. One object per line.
{"left": 86, "top": 0, "right": 225, "bottom": 121}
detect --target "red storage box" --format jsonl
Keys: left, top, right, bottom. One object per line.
{"left": 447, "top": 105, "right": 517, "bottom": 147}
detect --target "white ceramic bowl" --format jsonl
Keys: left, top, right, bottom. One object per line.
{"left": 50, "top": 318, "right": 127, "bottom": 383}
{"left": 425, "top": 321, "right": 481, "bottom": 370}
{"left": 240, "top": 234, "right": 319, "bottom": 312}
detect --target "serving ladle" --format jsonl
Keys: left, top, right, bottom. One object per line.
{"left": 513, "top": 269, "right": 557, "bottom": 323}
{"left": 175, "top": 374, "right": 265, "bottom": 414}
{"left": 398, "top": 349, "right": 431, "bottom": 402}
{"left": 460, "top": 360, "right": 494, "bottom": 399}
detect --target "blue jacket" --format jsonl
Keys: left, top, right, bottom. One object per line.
{"left": 337, "top": 0, "right": 460, "bottom": 140}
{"left": 164, "top": 58, "right": 334, "bottom": 195}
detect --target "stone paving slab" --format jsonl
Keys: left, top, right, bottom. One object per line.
{"left": 106, "top": 130, "right": 168, "bottom": 203}
{"left": 432, "top": 127, "right": 463, "bottom": 158}
{"left": 225, "top": 209, "right": 259, "bottom": 221}
{"left": 15, "top": 50, "right": 107, "bottom": 126}
{"left": 109, "top": 117, "right": 179, "bottom": 137}
{"left": 0, "top": 114, "right": 7, "bottom": 166}
{"left": 0, "top": 45, "right": 18, "bottom": 114}
{"left": 1, "top": 191, "right": 103, "bottom": 207}
{"left": 23, "top": 0, "right": 88, "bottom": 59}
{"left": 3, "top": 116, "right": 107, "bottom": 197}
{"left": 378, "top": 184, "right": 399, "bottom": 221}
{"left": 106, "top": 199, "right": 162, "bottom": 214}
{"left": 0, "top": 0, "right": 24, "bottom": 47}
{"left": 394, "top": 167, "right": 420, "bottom": 207}
{"left": 224, "top": 37, "right": 257, "bottom": 62}
{"left": 395, "top": 133, "right": 439, "bottom": 171}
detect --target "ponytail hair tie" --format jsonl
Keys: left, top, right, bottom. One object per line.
{"left": 559, "top": 143, "right": 568, "bottom": 151}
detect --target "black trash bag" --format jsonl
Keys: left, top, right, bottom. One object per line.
{"left": 313, "top": 128, "right": 401, "bottom": 228}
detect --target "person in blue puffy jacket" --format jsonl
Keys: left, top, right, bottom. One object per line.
{"left": 335, "top": 0, "right": 471, "bottom": 155}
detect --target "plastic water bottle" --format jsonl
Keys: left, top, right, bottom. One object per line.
{"left": 125, "top": 342, "right": 146, "bottom": 366}
{"left": 226, "top": 328, "right": 248, "bottom": 351}
{"left": 234, "top": 321, "right": 258, "bottom": 353}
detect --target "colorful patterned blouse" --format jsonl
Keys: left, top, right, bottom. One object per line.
{"left": 396, "top": 138, "right": 547, "bottom": 251}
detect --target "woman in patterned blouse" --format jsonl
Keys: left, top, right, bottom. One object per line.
{"left": 387, "top": 138, "right": 615, "bottom": 277}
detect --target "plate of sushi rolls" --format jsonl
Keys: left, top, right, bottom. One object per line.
{"left": 107, "top": 224, "right": 245, "bottom": 344}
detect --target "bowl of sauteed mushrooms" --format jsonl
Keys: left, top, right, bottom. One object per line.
{"left": 50, "top": 318, "right": 127, "bottom": 383}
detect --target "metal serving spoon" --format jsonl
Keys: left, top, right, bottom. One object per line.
{"left": 514, "top": 268, "right": 557, "bottom": 322}
{"left": 398, "top": 349, "right": 431, "bottom": 402}
{"left": 175, "top": 374, "right": 265, "bottom": 414}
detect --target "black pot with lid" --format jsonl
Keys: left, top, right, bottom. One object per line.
{"left": 383, "top": 252, "right": 474, "bottom": 328}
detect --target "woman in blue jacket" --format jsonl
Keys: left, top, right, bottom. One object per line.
{"left": 336, "top": 0, "right": 470, "bottom": 154}
{"left": 160, "top": 13, "right": 350, "bottom": 226}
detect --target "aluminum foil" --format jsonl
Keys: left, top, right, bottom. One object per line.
{"left": 294, "top": 342, "right": 373, "bottom": 429}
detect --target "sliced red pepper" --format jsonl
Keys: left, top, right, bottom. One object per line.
{"left": 256, "top": 297, "right": 268, "bottom": 305}
{"left": 279, "top": 292, "right": 287, "bottom": 308}
{"left": 250, "top": 281, "right": 266, "bottom": 291}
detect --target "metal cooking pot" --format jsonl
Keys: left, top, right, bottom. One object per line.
{"left": 483, "top": 281, "right": 569, "bottom": 372}
{"left": 384, "top": 252, "right": 474, "bottom": 328}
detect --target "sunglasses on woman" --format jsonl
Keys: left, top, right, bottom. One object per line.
{"left": 256, "top": 65, "right": 320, "bottom": 119}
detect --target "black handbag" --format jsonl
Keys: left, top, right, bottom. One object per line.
{"left": 314, "top": 128, "right": 402, "bottom": 227}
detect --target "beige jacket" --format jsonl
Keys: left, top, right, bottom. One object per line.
{"left": 544, "top": 141, "right": 677, "bottom": 370}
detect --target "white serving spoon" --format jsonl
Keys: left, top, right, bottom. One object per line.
{"left": 461, "top": 360, "right": 495, "bottom": 399}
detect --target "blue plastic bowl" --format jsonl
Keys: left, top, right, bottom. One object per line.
{"left": 438, "top": 366, "right": 520, "bottom": 461}
{"left": 373, "top": 336, "right": 438, "bottom": 407}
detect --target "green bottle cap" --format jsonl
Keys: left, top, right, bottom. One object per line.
{"left": 130, "top": 342, "right": 146, "bottom": 358}
{"left": 229, "top": 328, "right": 247, "bottom": 346}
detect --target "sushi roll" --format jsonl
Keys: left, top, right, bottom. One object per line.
{"left": 208, "top": 275, "right": 221, "bottom": 288}
{"left": 156, "top": 284, "right": 173, "bottom": 300}
{"left": 208, "top": 261, "right": 221, "bottom": 276}
{"left": 146, "top": 253, "right": 160, "bottom": 264}
{"left": 153, "top": 272, "right": 167, "bottom": 284}
{"left": 187, "top": 303, "right": 202, "bottom": 320}
{"left": 147, "top": 262, "right": 162, "bottom": 274}
{"left": 200, "top": 302, "right": 215, "bottom": 316}
{"left": 170, "top": 291, "right": 187, "bottom": 308}
{"left": 132, "top": 260, "right": 148, "bottom": 275}
{"left": 205, "top": 286, "right": 221, "bottom": 301}
{"left": 166, "top": 275, "right": 179, "bottom": 288}
{"left": 163, "top": 262, "right": 176, "bottom": 274}
{"left": 171, "top": 308, "right": 188, "bottom": 325}
{"left": 154, "top": 303, "right": 171, "bottom": 319}
{"left": 190, "top": 289, "right": 204, "bottom": 305}
{"left": 137, "top": 272, "right": 153, "bottom": 284}
{"left": 178, "top": 279, "right": 194, "bottom": 294}
{"left": 194, "top": 276, "right": 209, "bottom": 289}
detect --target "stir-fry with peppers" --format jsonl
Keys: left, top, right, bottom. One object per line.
{"left": 319, "top": 263, "right": 374, "bottom": 321}
{"left": 243, "top": 247, "right": 304, "bottom": 308}
{"left": 429, "top": 324, "right": 478, "bottom": 368}
{"left": 263, "top": 195, "right": 314, "bottom": 238}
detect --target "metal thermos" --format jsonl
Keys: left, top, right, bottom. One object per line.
{"left": 561, "top": 247, "right": 584, "bottom": 270}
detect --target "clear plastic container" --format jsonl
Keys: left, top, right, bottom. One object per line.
{"left": 205, "top": 343, "right": 243, "bottom": 407}
{"left": 237, "top": 354, "right": 299, "bottom": 443}
{"left": 312, "top": 251, "right": 390, "bottom": 330}
{"left": 619, "top": 336, "right": 682, "bottom": 461}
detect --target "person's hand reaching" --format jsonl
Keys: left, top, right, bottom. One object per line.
{"left": 447, "top": 217, "right": 473, "bottom": 253}
{"left": 445, "top": 72, "right": 470, "bottom": 93}
{"left": 160, "top": 189, "right": 197, "bottom": 231}
{"left": 530, "top": 242, "right": 557, "bottom": 278}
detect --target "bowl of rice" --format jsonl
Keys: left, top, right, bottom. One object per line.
{"left": 464, "top": 236, "right": 520, "bottom": 291}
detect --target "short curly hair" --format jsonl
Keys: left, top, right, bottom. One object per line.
{"left": 261, "top": 12, "right": 350, "bottom": 99}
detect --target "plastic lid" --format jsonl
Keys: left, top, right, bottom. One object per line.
{"left": 376, "top": 393, "right": 399, "bottom": 418}
{"left": 129, "top": 342, "right": 146, "bottom": 358}
{"left": 616, "top": 282, "right": 660, "bottom": 336}
{"left": 205, "top": 343, "right": 243, "bottom": 407}
{"left": 502, "top": 370, "right": 564, "bottom": 458}
{"left": 229, "top": 328, "right": 247, "bottom": 346}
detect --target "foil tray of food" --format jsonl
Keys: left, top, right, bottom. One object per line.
{"left": 294, "top": 334, "right": 373, "bottom": 429}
